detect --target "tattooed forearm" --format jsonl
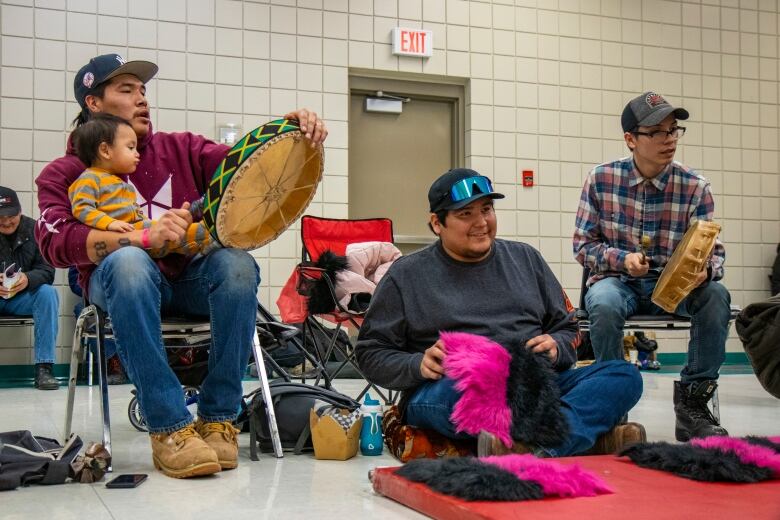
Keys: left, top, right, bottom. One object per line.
{"left": 94, "top": 241, "right": 109, "bottom": 260}
{"left": 118, "top": 238, "right": 132, "bottom": 248}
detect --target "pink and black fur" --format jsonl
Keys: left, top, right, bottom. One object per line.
{"left": 396, "top": 454, "right": 612, "bottom": 501}
{"left": 620, "top": 436, "right": 780, "bottom": 482}
{"left": 441, "top": 331, "right": 569, "bottom": 449}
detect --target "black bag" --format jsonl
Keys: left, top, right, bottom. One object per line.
{"left": 0, "top": 431, "right": 82, "bottom": 491}
{"left": 247, "top": 382, "right": 360, "bottom": 460}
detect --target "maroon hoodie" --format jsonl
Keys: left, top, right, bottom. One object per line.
{"left": 35, "top": 125, "right": 229, "bottom": 295}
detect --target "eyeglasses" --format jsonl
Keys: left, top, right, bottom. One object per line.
{"left": 633, "top": 126, "right": 686, "bottom": 142}
{"left": 449, "top": 176, "right": 495, "bottom": 203}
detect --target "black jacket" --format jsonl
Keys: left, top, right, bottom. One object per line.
{"left": 0, "top": 215, "right": 55, "bottom": 292}
{"left": 736, "top": 294, "right": 780, "bottom": 399}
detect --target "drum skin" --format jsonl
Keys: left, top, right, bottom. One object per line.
{"left": 201, "top": 119, "right": 323, "bottom": 250}
{"left": 651, "top": 220, "right": 721, "bottom": 313}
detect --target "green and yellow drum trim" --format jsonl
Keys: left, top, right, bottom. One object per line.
{"left": 200, "top": 118, "right": 324, "bottom": 250}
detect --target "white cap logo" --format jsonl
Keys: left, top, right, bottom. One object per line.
{"left": 115, "top": 55, "right": 126, "bottom": 65}
{"left": 83, "top": 72, "right": 94, "bottom": 88}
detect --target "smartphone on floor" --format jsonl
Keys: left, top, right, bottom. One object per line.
{"left": 105, "top": 473, "right": 148, "bottom": 488}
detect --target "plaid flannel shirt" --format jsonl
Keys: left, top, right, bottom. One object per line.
{"left": 573, "top": 157, "right": 725, "bottom": 286}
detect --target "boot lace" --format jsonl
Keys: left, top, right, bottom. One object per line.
{"left": 686, "top": 398, "right": 720, "bottom": 425}
{"left": 199, "top": 421, "right": 238, "bottom": 440}
{"left": 167, "top": 425, "right": 199, "bottom": 447}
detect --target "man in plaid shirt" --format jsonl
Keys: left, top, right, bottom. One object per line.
{"left": 573, "top": 92, "right": 731, "bottom": 442}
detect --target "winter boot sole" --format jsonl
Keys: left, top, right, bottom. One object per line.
{"left": 153, "top": 456, "right": 221, "bottom": 479}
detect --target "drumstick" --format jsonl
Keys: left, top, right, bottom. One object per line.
{"left": 640, "top": 235, "right": 650, "bottom": 264}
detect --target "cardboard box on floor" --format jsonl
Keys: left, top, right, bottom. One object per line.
{"left": 310, "top": 409, "right": 362, "bottom": 460}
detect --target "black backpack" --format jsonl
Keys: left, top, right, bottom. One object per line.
{"left": 0, "top": 431, "right": 82, "bottom": 491}
{"left": 247, "top": 382, "right": 360, "bottom": 460}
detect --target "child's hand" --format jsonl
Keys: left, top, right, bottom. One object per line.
{"left": 108, "top": 221, "right": 135, "bottom": 232}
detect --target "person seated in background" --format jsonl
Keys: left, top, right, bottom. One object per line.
{"left": 573, "top": 91, "right": 731, "bottom": 442}
{"left": 356, "top": 168, "right": 645, "bottom": 459}
{"left": 0, "top": 186, "right": 59, "bottom": 390}
{"left": 67, "top": 266, "right": 127, "bottom": 385}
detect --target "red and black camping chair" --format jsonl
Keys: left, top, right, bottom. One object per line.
{"left": 278, "top": 215, "right": 395, "bottom": 403}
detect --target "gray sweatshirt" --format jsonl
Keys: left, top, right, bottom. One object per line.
{"left": 355, "top": 239, "right": 579, "bottom": 393}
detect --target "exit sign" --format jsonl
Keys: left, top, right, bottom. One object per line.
{"left": 392, "top": 27, "right": 433, "bottom": 57}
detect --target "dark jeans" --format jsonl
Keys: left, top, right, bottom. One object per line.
{"left": 405, "top": 360, "right": 643, "bottom": 456}
{"left": 585, "top": 276, "right": 731, "bottom": 382}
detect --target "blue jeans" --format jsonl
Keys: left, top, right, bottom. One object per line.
{"left": 585, "top": 276, "right": 730, "bottom": 383}
{"left": 405, "top": 360, "right": 642, "bottom": 456}
{"left": 89, "top": 247, "right": 260, "bottom": 433}
{"left": 0, "top": 285, "right": 59, "bottom": 364}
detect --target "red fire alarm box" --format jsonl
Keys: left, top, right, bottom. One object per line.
{"left": 522, "top": 170, "right": 534, "bottom": 187}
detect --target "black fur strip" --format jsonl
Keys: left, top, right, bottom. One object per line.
{"left": 396, "top": 457, "right": 544, "bottom": 502}
{"left": 742, "top": 436, "right": 780, "bottom": 453}
{"left": 620, "top": 442, "right": 774, "bottom": 483}
{"left": 506, "top": 344, "right": 569, "bottom": 447}
{"left": 306, "top": 250, "right": 349, "bottom": 314}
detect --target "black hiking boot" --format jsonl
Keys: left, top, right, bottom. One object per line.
{"left": 673, "top": 380, "right": 727, "bottom": 441}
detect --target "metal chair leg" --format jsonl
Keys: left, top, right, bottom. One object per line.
{"left": 711, "top": 388, "right": 720, "bottom": 423}
{"left": 94, "top": 307, "right": 112, "bottom": 472}
{"left": 64, "top": 307, "right": 88, "bottom": 440}
{"left": 251, "top": 329, "right": 283, "bottom": 458}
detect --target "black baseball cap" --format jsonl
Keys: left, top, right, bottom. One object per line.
{"left": 621, "top": 91, "right": 689, "bottom": 133}
{"left": 0, "top": 186, "right": 21, "bottom": 217}
{"left": 74, "top": 54, "right": 158, "bottom": 109}
{"left": 428, "top": 168, "right": 504, "bottom": 213}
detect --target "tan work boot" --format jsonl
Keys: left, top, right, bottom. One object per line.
{"left": 150, "top": 424, "right": 221, "bottom": 478}
{"left": 195, "top": 419, "right": 240, "bottom": 470}
{"left": 587, "top": 422, "right": 647, "bottom": 455}
{"left": 477, "top": 431, "right": 537, "bottom": 458}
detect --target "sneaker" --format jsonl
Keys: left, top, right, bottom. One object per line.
{"left": 587, "top": 422, "right": 647, "bottom": 455}
{"left": 477, "top": 431, "right": 539, "bottom": 458}
{"left": 150, "top": 424, "right": 221, "bottom": 478}
{"left": 34, "top": 363, "right": 59, "bottom": 390}
{"left": 195, "top": 419, "right": 240, "bottom": 470}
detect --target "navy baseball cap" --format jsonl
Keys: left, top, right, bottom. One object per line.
{"left": 428, "top": 168, "right": 504, "bottom": 213}
{"left": 74, "top": 54, "right": 158, "bottom": 109}
{"left": 621, "top": 91, "right": 689, "bottom": 133}
{"left": 0, "top": 186, "right": 21, "bottom": 217}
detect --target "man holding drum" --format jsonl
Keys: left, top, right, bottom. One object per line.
{"left": 573, "top": 91, "right": 731, "bottom": 441}
{"left": 36, "top": 54, "right": 328, "bottom": 478}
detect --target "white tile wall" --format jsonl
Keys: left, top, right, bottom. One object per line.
{"left": 1, "top": 0, "right": 779, "bottom": 363}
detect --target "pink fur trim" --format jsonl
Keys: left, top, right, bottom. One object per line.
{"left": 483, "top": 454, "right": 613, "bottom": 497}
{"left": 691, "top": 437, "right": 780, "bottom": 477}
{"left": 440, "top": 331, "right": 513, "bottom": 447}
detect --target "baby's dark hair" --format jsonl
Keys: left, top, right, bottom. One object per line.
{"left": 72, "top": 113, "right": 132, "bottom": 167}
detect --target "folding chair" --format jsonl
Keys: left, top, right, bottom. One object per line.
{"left": 292, "top": 215, "right": 396, "bottom": 403}
{"left": 64, "top": 302, "right": 285, "bottom": 471}
{"left": 0, "top": 315, "right": 34, "bottom": 328}
{"left": 575, "top": 267, "right": 741, "bottom": 421}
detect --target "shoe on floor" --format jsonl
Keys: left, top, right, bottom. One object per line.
{"left": 587, "top": 422, "right": 647, "bottom": 455}
{"left": 34, "top": 363, "right": 59, "bottom": 390}
{"left": 150, "top": 424, "right": 221, "bottom": 478}
{"left": 477, "top": 431, "right": 540, "bottom": 458}
{"left": 673, "top": 380, "right": 728, "bottom": 442}
{"left": 195, "top": 418, "right": 240, "bottom": 470}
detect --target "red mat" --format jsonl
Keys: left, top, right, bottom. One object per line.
{"left": 371, "top": 455, "right": 780, "bottom": 519}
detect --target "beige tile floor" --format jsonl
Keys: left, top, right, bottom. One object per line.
{"left": 1, "top": 373, "right": 779, "bottom": 519}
